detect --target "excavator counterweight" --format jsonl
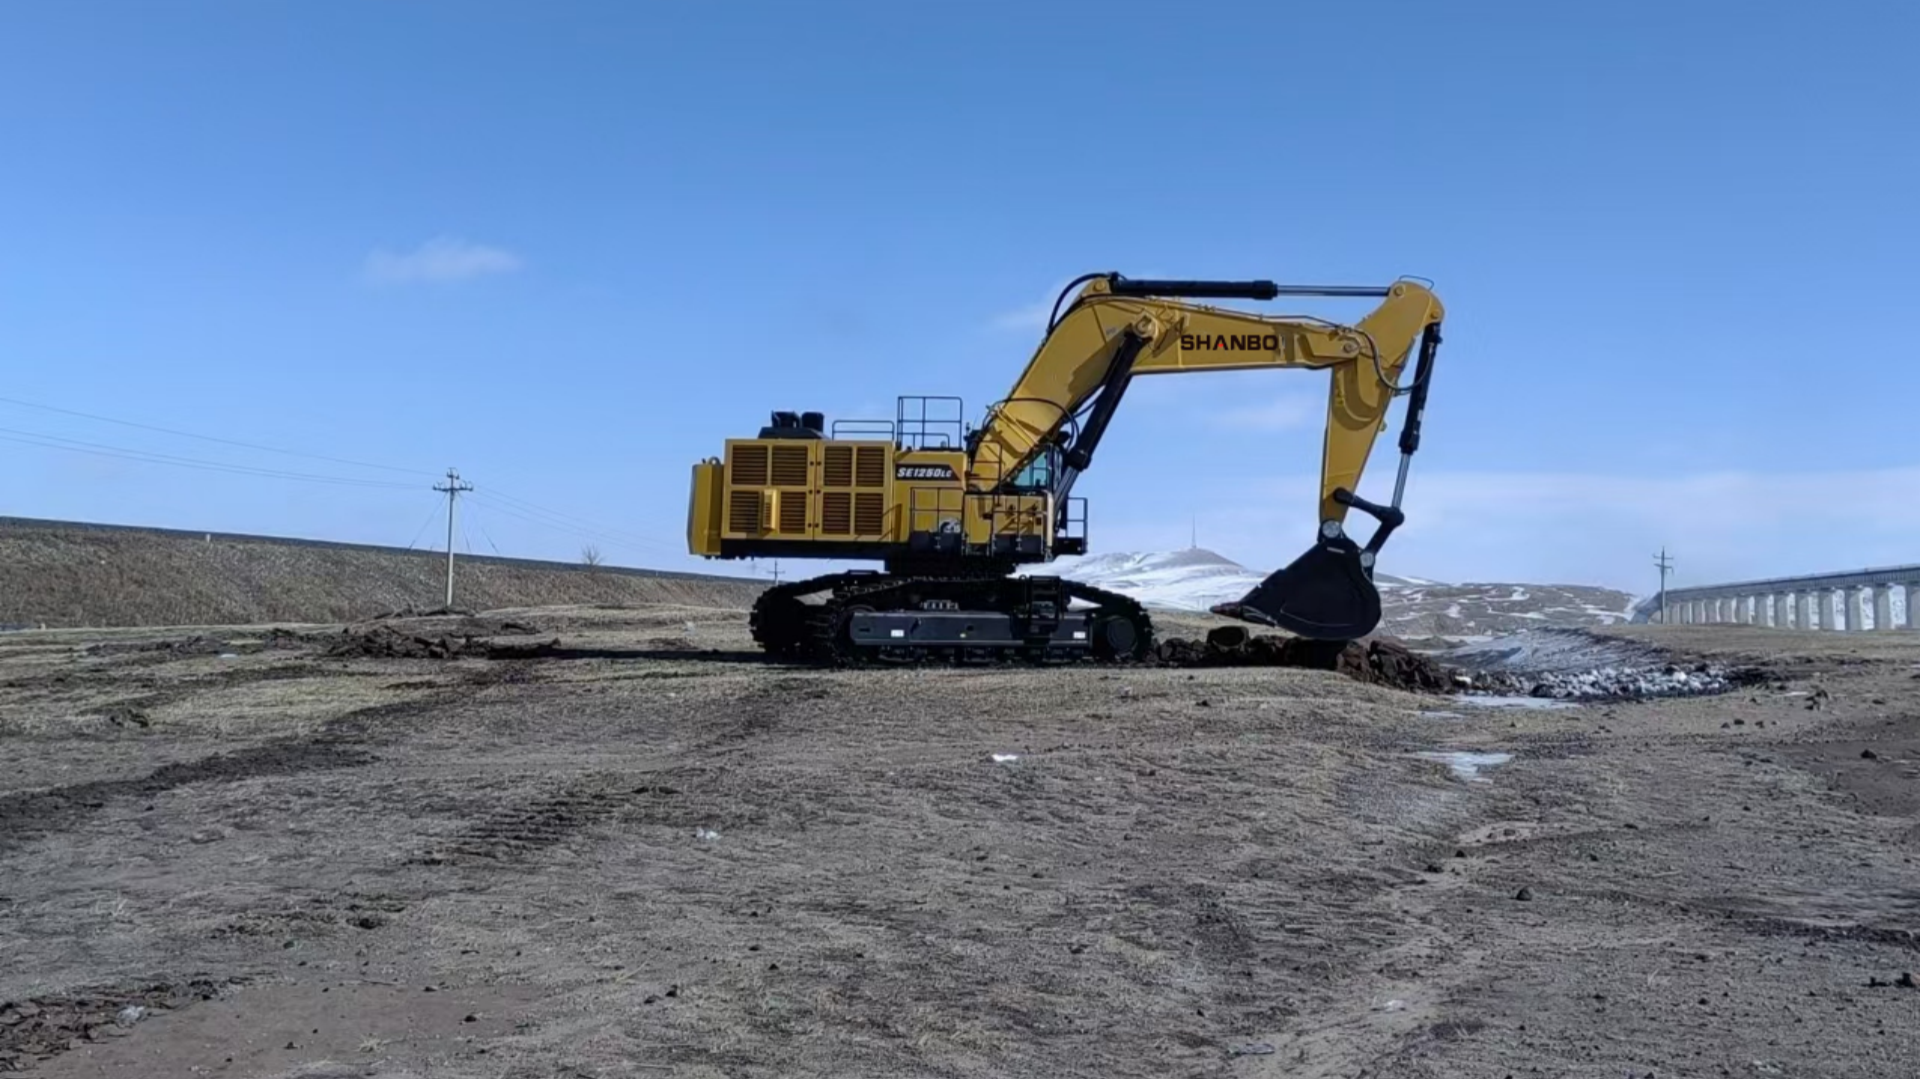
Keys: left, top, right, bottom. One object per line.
{"left": 686, "top": 272, "right": 1445, "bottom": 664}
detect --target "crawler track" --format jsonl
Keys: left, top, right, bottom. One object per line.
{"left": 749, "top": 571, "right": 1155, "bottom": 666}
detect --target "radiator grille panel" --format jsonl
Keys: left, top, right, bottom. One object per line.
{"left": 855, "top": 492, "right": 885, "bottom": 535}
{"left": 777, "top": 492, "right": 808, "bottom": 534}
{"left": 823, "top": 445, "right": 854, "bottom": 487}
{"left": 821, "top": 492, "right": 852, "bottom": 535}
{"left": 855, "top": 447, "right": 886, "bottom": 488}
{"left": 771, "top": 445, "right": 810, "bottom": 488}
{"left": 731, "top": 445, "right": 769, "bottom": 487}
{"left": 727, "top": 491, "right": 761, "bottom": 534}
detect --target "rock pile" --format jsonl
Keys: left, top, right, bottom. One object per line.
{"left": 1461, "top": 660, "right": 1768, "bottom": 702}
{"left": 1147, "top": 625, "right": 1457, "bottom": 693}
{"left": 322, "top": 624, "right": 561, "bottom": 661}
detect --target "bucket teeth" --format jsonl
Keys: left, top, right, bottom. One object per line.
{"left": 1207, "top": 601, "right": 1277, "bottom": 627}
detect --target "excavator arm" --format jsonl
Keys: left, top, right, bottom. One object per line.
{"left": 966, "top": 273, "right": 1445, "bottom": 640}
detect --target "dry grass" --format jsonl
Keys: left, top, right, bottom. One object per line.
{"left": 0, "top": 520, "right": 764, "bottom": 628}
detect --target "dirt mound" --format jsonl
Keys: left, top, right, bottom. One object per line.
{"left": 322, "top": 624, "right": 561, "bottom": 661}
{"left": 1148, "top": 625, "right": 1457, "bottom": 693}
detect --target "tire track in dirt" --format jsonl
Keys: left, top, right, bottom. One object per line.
{"left": 0, "top": 742, "right": 375, "bottom": 853}
{"left": 416, "top": 778, "right": 690, "bottom": 864}
{"left": 0, "top": 683, "right": 488, "bottom": 853}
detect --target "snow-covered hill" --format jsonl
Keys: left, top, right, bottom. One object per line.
{"left": 1029, "top": 548, "right": 1637, "bottom": 640}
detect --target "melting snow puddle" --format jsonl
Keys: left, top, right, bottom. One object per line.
{"left": 1452, "top": 694, "right": 1579, "bottom": 711}
{"left": 991, "top": 753, "right": 1021, "bottom": 764}
{"left": 1413, "top": 751, "right": 1514, "bottom": 783}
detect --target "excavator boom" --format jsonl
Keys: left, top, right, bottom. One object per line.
{"left": 965, "top": 274, "right": 1444, "bottom": 639}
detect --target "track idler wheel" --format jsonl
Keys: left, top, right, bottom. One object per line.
{"left": 1091, "top": 609, "right": 1150, "bottom": 661}
{"left": 750, "top": 594, "right": 810, "bottom": 658}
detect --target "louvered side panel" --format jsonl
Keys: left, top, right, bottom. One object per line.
{"left": 823, "top": 445, "right": 854, "bottom": 488}
{"left": 853, "top": 493, "right": 885, "bottom": 537}
{"left": 727, "top": 490, "right": 761, "bottom": 534}
{"left": 730, "top": 445, "right": 769, "bottom": 488}
{"left": 821, "top": 492, "right": 853, "bottom": 535}
{"left": 776, "top": 491, "right": 808, "bottom": 535}
{"left": 770, "top": 445, "right": 810, "bottom": 488}
{"left": 854, "top": 446, "right": 886, "bottom": 488}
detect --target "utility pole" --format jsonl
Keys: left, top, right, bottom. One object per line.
{"left": 434, "top": 468, "right": 473, "bottom": 609}
{"left": 1653, "top": 546, "right": 1674, "bottom": 624}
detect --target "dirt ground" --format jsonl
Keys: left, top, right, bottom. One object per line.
{"left": 2, "top": 606, "right": 1918, "bottom": 1078}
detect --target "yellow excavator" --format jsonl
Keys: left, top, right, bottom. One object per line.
{"left": 686, "top": 273, "right": 1445, "bottom": 663}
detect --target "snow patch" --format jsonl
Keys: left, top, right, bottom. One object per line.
{"left": 1023, "top": 548, "right": 1635, "bottom": 636}
{"left": 1413, "top": 750, "right": 1514, "bottom": 782}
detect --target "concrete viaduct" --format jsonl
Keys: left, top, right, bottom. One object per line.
{"left": 1629, "top": 563, "right": 1920, "bottom": 630}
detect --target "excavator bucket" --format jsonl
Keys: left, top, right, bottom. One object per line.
{"left": 1211, "top": 533, "right": 1382, "bottom": 641}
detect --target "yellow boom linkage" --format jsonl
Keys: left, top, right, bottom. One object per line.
{"left": 964, "top": 274, "right": 1445, "bottom": 638}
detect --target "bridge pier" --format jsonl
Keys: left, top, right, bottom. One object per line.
{"left": 1638, "top": 564, "right": 1920, "bottom": 628}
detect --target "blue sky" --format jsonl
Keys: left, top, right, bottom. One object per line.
{"left": 1, "top": 1, "right": 1915, "bottom": 595}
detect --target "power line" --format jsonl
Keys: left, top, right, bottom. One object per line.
{"left": 403, "top": 501, "right": 443, "bottom": 550}
{"left": 465, "top": 491, "right": 678, "bottom": 558}
{"left": 0, "top": 427, "right": 422, "bottom": 490}
{"left": 467, "top": 501, "right": 504, "bottom": 556}
{"left": 463, "top": 494, "right": 656, "bottom": 562}
{"left": 0, "top": 392, "right": 693, "bottom": 564}
{"left": 476, "top": 487, "right": 682, "bottom": 553}
{"left": 0, "top": 394, "right": 437, "bottom": 477}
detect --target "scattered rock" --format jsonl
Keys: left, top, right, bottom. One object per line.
{"left": 1447, "top": 628, "right": 1766, "bottom": 702}
{"left": 1862, "top": 749, "right": 1879, "bottom": 760}
{"left": 1514, "top": 887, "right": 1534, "bottom": 901}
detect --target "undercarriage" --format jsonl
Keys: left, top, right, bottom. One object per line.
{"left": 748, "top": 570, "right": 1155, "bottom": 666}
